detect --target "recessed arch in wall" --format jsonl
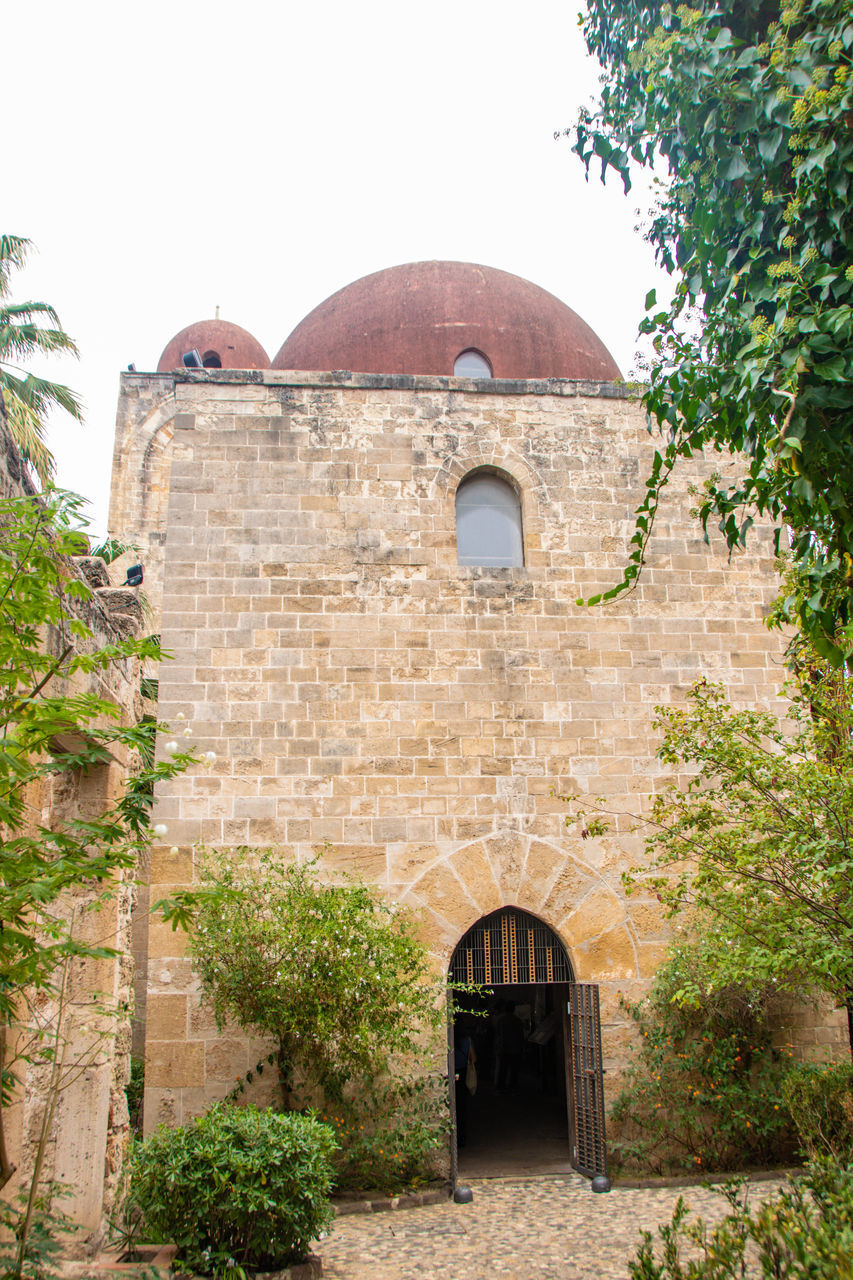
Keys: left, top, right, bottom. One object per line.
{"left": 434, "top": 443, "right": 545, "bottom": 503}
{"left": 433, "top": 445, "right": 547, "bottom": 570}
{"left": 141, "top": 418, "right": 176, "bottom": 526}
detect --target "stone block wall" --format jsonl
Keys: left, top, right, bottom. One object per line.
{"left": 114, "top": 368, "right": 849, "bottom": 1130}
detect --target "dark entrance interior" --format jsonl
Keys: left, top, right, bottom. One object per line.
{"left": 449, "top": 908, "right": 576, "bottom": 1178}
{"left": 455, "top": 982, "right": 573, "bottom": 1177}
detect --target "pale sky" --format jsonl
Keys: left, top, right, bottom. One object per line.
{"left": 5, "top": 0, "right": 670, "bottom": 537}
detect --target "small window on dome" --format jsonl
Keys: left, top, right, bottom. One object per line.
{"left": 456, "top": 472, "right": 523, "bottom": 568}
{"left": 454, "top": 349, "right": 492, "bottom": 378}
{"left": 202, "top": 350, "right": 222, "bottom": 368}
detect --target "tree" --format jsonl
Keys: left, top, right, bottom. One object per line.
{"left": 160, "top": 850, "right": 444, "bottom": 1111}
{"left": 568, "top": 1, "right": 853, "bottom": 663}
{"left": 574, "top": 679, "right": 853, "bottom": 1052}
{"left": 0, "top": 487, "right": 195, "bottom": 1265}
{"left": 0, "top": 237, "right": 83, "bottom": 486}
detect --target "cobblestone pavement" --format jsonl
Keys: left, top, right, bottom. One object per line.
{"left": 319, "top": 1174, "right": 786, "bottom": 1280}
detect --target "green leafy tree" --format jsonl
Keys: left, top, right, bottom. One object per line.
{"left": 160, "top": 850, "right": 444, "bottom": 1111}
{"left": 569, "top": 1, "right": 853, "bottom": 662}
{"left": 0, "top": 236, "right": 83, "bottom": 486}
{"left": 0, "top": 486, "right": 195, "bottom": 1253}
{"left": 566, "top": 674, "right": 853, "bottom": 1053}
{"left": 595, "top": 679, "right": 853, "bottom": 1052}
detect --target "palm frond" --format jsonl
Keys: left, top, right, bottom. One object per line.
{"left": 0, "top": 233, "right": 83, "bottom": 485}
{"left": 0, "top": 317, "right": 79, "bottom": 362}
{"left": 2, "top": 371, "right": 84, "bottom": 423}
{"left": 1, "top": 300, "right": 64, "bottom": 326}
{"left": 2, "top": 391, "right": 55, "bottom": 485}
{"left": 0, "top": 237, "right": 31, "bottom": 297}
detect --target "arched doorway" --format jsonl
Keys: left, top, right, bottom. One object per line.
{"left": 448, "top": 907, "right": 608, "bottom": 1185}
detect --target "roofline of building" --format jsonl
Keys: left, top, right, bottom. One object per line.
{"left": 120, "top": 368, "right": 641, "bottom": 400}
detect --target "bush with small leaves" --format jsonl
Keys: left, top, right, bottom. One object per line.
{"left": 611, "top": 935, "right": 795, "bottom": 1175}
{"left": 130, "top": 1103, "right": 336, "bottom": 1277}
{"left": 323, "top": 1073, "right": 447, "bottom": 1196}
{"left": 158, "top": 850, "right": 444, "bottom": 1115}
{"left": 783, "top": 1061, "right": 853, "bottom": 1162}
{"left": 629, "top": 1159, "right": 853, "bottom": 1279}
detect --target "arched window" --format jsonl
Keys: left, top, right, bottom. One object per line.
{"left": 202, "top": 349, "right": 222, "bottom": 368}
{"left": 454, "top": 349, "right": 492, "bottom": 378}
{"left": 456, "top": 472, "right": 523, "bottom": 567}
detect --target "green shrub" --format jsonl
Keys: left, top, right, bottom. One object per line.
{"left": 783, "top": 1061, "right": 853, "bottom": 1162}
{"left": 324, "top": 1074, "right": 447, "bottom": 1196}
{"left": 131, "top": 1103, "right": 336, "bottom": 1277}
{"left": 629, "top": 1158, "right": 853, "bottom": 1279}
{"left": 611, "top": 939, "right": 796, "bottom": 1175}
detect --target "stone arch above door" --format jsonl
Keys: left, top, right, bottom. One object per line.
{"left": 399, "top": 828, "right": 639, "bottom": 982}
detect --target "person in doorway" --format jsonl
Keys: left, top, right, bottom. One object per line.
{"left": 497, "top": 1000, "right": 525, "bottom": 1092}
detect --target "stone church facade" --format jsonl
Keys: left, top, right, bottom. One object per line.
{"left": 107, "top": 262, "right": 845, "bottom": 1149}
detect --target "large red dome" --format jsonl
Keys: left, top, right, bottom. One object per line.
{"left": 157, "top": 319, "right": 269, "bottom": 372}
{"left": 273, "top": 261, "right": 621, "bottom": 380}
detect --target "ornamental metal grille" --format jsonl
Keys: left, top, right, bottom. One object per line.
{"left": 449, "top": 908, "right": 573, "bottom": 986}
{"left": 570, "top": 982, "right": 609, "bottom": 1180}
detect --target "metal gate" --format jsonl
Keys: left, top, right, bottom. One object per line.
{"left": 568, "top": 982, "right": 609, "bottom": 1182}
{"left": 449, "top": 907, "right": 573, "bottom": 986}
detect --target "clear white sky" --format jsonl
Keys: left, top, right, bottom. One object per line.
{"left": 5, "top": 0, "right": 670, "bottom": 538}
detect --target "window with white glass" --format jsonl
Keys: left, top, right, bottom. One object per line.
{"left": 456, "top": 472, "right": 524, "bottom": 567}
{"left": 454, "top": 349, "right": 492, "bottom": 378}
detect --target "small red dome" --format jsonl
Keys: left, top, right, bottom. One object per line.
{"left": 272, "top": 261, "right": 620, "bottom": 380}
{"left": 157, "top": 319, "right": 269, "bottom": 372}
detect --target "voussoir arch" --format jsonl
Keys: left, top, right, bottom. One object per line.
{"left": 400, "top": 828, "right": 639, "bottom": 981}
{"left": 433, "top": 443, "right": 546, "bottom": 503}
